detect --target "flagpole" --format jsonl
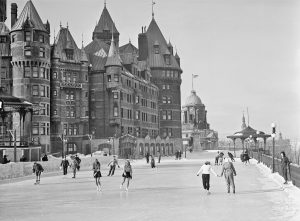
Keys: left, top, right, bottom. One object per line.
{"left": 192, "top": 74, "right": 194, "bottom": 90}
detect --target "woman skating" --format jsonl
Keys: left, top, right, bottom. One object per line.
{"left": 220, "top": 158, "right": 237, "bottom": 194}
{"left": 93, "top": 159, "right": 102, "bottom": 191}
{"left": 120, "top": 160, "right": 132, "bottom": 191}
{"left": 196, "top": 161, "right": 217, "bottom": 194}
{"left": 32, "top": 162, "right": 44, "bottom": 185}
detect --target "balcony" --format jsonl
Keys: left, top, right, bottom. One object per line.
{"left": 109, "top": 118, "right": 121, "bottom": 126}
{"left": 60, "top": 82, "right": 82, "bottom": 89}
{"left": 106, "top": 81, "right": 119, "bottom": 90}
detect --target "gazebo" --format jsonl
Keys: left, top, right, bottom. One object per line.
{"left": 227, "top": 125, "right": 271, "bottom": 156}
{"left": 0, "top": 89, "right": 40, "bottom": 162}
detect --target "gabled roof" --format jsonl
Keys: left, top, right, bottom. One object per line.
{"left": 146, "top": 18, "right": 181, "bottom": 71}
{"left": 119, "top": 41, "right": 138, "bottom": 64}
{"left": 0, "top": 22, "right": 10, "bottom": 35}
{"left": 93, "top": 6, "right": 119, "bottom": 35}
{"left": 11, "top": 0, "right": 47, "bottom": 32}
{"left": 227, "top": 126, "right": 271, "bottom": 139}
{"left": 105, "top": 36, "right": 122, "bottom": 67}
{"left": 52, "top": 27, "right": 82, "bottom": 62}
{"left": 84, "top": 39, "right": 110, "bottom": 71}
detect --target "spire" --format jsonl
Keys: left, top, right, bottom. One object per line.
{"left": 152, "top": 0, "right": 156, "bottom": 18}
{"left": 105, "top": 34, "right": 122, "bottom": 67}
{"left": 242, "top": 112, "right": 247, "bottom": 130}
{"left": 104, "top": 0, "right": 107, "bottom": 8}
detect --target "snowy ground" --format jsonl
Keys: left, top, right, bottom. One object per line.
{"left": 0, "top": 151, "right": 299, "bottom": 221}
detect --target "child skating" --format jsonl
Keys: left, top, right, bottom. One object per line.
{"left": 120, "top": 160, "right": 132, "bottom": 192}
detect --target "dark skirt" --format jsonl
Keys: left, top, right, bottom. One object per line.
{"left": 94, "top": 171, "right": 102, "bottom": 178}
{"left": 122, "top": 171, "right": 132, "bottom": 179}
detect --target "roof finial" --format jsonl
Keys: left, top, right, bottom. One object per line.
{"left": 129, "top": 38, "right": 131, "bottom": 43}
{"left": 247, "top": 107, "right": 250, "bottom": 126}
{"left": 54, "top": 28, "right": 56, "bottom": 43}
{"left": 67, "top": 22, "right": 69, "bottom": 29}
{"left": 82, "top": 33, "right": 84, "bottom": 48}
{"left": 60, "top": 21, "right": 62, "bottom": 29}
{"left": 104, "top": 0, "right": 107, "bottom": 8}
{"left": 152, "top": 0, "right": 156, "bottom": 18}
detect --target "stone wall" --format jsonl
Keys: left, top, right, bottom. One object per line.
{"left": 0, "top": 156, "right": 112, "bottom": 180}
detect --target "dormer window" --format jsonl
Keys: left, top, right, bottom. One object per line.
{"left": 25, "top": 31, "right": 31, "bottom": 42}
{"left": 39, "top": 47, "right": 45, "bottom": 58}
{"left": 154, "top": 41, "right": 160, "bottom": 54}
{"left": 39, "top": 35, "right": 44, "bottom": 43}
{"left": 65, "top": 49, "right": 74, "bottom": 60}
{"left": 165, "top": 55, "right": 170, "bottom": 65}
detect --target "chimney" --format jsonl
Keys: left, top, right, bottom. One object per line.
{"left": 138, "top": 31, "right": 148, "bottom": 61}
{"left": 11, "top": 3, "right": 17, "bottom": 29}
{"left": 0, "top": 0, "right": 7, "bottom": 22}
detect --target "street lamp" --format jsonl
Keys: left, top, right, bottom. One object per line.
{"left": 271, "top": 123, "right": 276, "bottom": 173}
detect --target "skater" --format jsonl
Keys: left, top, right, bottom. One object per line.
{"left": 60, "top": 156, "right": 69, "bottom": 175}
{"left": 243, "top": 152, "right": 250, "bottom": 164}
{"left": 179, "top": 150, "right": 182, "bottom": 160}
{"left": 228, "top": 152, "right": 235, "bottom": 162}
{"left": 196, "top": 161, "right": 217, "bottom": 194}
{"left": 215, "top": 151, "right": 220, "bottom": 165}
{"left": 93, "top": 159, "right": 102, "bottom": 191}
{"left": 70, "top": 157, "right": 79, "bottom": 178}
{"left": 2, "top": 155, "right": 10, "bottom": 164}
{"left": 42, "top": 154, "right": 48, "bottom": 161}
{"left": 220, "top": 158, "right": 237, "bottom": 194}
{"left": 175, "top": 150, "right": 179, "bottom": 160}
{"left": 158, "top": 151, "right": 161, "bottom": 163}
{"left": 120, "top": 160, "right": 132, "bottom": 191}
{"left": 150, "top": 155, "right": 156, "bottom": 168}
{"left": 32, "top": 162, "right": 44, "bottom": 184}
{"left": 107, "top": 156, "right": 120, "bottom": 176}
{"left": 74, "top": 155, "right": 81, "bottom": 171}
{"left": 280, "top": 151, "right": 290, "bottom": 184}
{"left": 145, "top": 152, "right": 150, "bottom": 164}
{"left": 218, "top": 152, "right": 224, "bottom": 165}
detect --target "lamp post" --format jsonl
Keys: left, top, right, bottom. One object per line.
{"left": 271, "top": 123, "right": 276, "bottom": 173}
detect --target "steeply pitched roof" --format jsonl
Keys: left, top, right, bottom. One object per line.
{"left": 11, "top": 0, "right": 47, "bottom": 32}
{"left": 105, "top": 36, "right": 122, "bottom": 67}
{"left": 146, "top": 18, "right": 181, "bottom": 71}
{"left": 0, "top": 22, "right": 10, "bottom": 35}
{"left": 84, "top": 39, "right": 110, "bottom": 71}
{"left": 52, "top": 27, "right": 82, "bottom": 62}
{"left": 119, "top": 41, "right": 138, "bottom": 64}
{"left": 93, "top": 6, "right": 119, "bottom": 35}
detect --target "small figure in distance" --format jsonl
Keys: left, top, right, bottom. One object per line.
{"left": 60, "top": 156, "right": 69, "bottom": 175}
{"left": 107, "top": 155, "right": 120, "bottom": 176}
{"left": 280, "top": 151, "right": 290, "bottom": 185}
{"left": 219, "top": 158, "right": 237, "bottom": 194}
{"left": 42, "top": 154, "right": 48, "bottom": 161}
{"left": 2, "top": 155, "right": 10, "bottom": 164}
{"left": 32, "top": 162, "right": 44, "bottom": 185}
{"left": 215, "top": 151, "right": 220, "bottom": 165}
{"left": 228, "top": 152, "right": 235, "bottom": 162}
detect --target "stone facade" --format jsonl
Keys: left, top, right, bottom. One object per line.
{"left": 0, "top": 1, "right": 183, "bottom": 156}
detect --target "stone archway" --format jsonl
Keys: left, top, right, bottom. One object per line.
{"left": 139, "top": 143, "right": 144, "bottom": 157}
{"left": 166, "top": 144, "right": 169, "bottom": 156}
{"left": 150, "top": 143, "right": 155, "bottom": 156}
{"left": 161, "top": 143, "right": 165, "bottom": 155}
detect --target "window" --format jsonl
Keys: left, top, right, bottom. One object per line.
{"left": 53, "top": 90, "right": 57, "bottom": 96}
{"left": 40, "top": 103, "right": 46, "bottom": 115}
{"left": 165, "top": 55, "right": 170, "bottom": 65}
{"left": 128, "top": 127, "right": 132, "bottom": 134}
{"left": 32, "top": 85, "right": 39, "bottom": 96}
{"left": 162, "top": 111, "right": 167, "bottom": 120}
{"left": 174, "top": 71, "right": 178, "bottom": 78}
{"left": 24, "top": 46, "right": 31, "bottom": 56}
{"left": 40, "top": 85, "right": 45, "bottom": 97}
{"left": 107, "top": 75, "right": 111, "bottom": 82}
{"left": 70, "top": 91, "right": 75, "bottom": 100}
{"left": 53, "top": 72, "right": 57, "bottom": 79}
{"left": 39, "top": 47, "right": 45, "bottom": 58}
{"left": 0, "top": 36, "right": 6, "bottom": 43}
{"left": 40, "top": 67, "right": 45, "bottom": 78}
{"left": 135, "top": 96, "right": 139, "bottom": 104}
{"left": 62, "top": 73, "right": 66, "bottom": 81}
{"left": 65, "top": 49, "right": 74, "bottom": 60}
{"left": 167, "top": 97, "right": 172, "bottom": 104}
{"left": 136, "top": 110, "right": 140, "bottom": 120}
{"left": 24, "top": 66, "right": 31, "bottom": 78}
{"left": 40, "top": 123, "right": 46, "bottom": 135}
{"left": 162, "top": 128, "right": 167, "bottom": 138}
{"left": 162, "top": 96, "right": 167, "bottom": 104}
{"left": 162, "top": 85, "right": 165, "bottom": 90}
{"left": 121, "top": 108, "right": 124, "bottom": 118}
{"left": 154, "top": 45, "right": 159, "bottom": 54}
{"left": 63, "top": 124, "right": 67, "bottom": 135}
{"left": 46, "top": 69, "right": 50, "bottom": 80}
{"left": 47, "top": 87, "right": 50, "bottom": 98}
{"left": 53, "top": 109, "right": 57, "bottom": 115}
{"left": 70, "top": 107, "right": 75, "bottom": 117}
{"left": 168, "top": 129, "right": 173, "bottom": 137}
{"left": 46, "top": 104, "right": 50, "bottom": 116}
{"left": 166, "top": 85, "right": 170, "bottom": 90}
{"left": 32, "top": 123, "right": 39, "bottom": 135}
{"left": 85, "top": 92, "right": 88, "bottom": 98}
{"left": 113, "top": 106, "right": 118, "bottom": 117}
{"left": 114, "top": 74, "right": 119, "bottom": 82}
{"left": 167, "top": 111, "right": 172, "bottom": 120}
{"left": 73, "top": 74, "right": 76, "bottom": 83}
{"left": 25, "top": 31, "right": 31, "bottom": 42}
{"left": 39, "top": 35, "right": 44, "bottom": 43}
{"left": 47, "top": 123, "right": 50, "bottom": 135}
{"left": 74, "top": 126, "right": 78, "bottom": 135}
{"left": 33, "top": 66, "right": 38, "bottom": 78}
{"left": 113, "top": 92, "right": 118, "bottom": 99}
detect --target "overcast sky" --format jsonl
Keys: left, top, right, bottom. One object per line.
{"left": 6, "top": 0, "right": 300, "bottom": 140}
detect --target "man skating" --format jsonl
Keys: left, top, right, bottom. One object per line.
{"left": 60, "top": 156, "right": 69, "bottom": 175}
{"left": 107, "top": 156, "right": 120, "bottom": 176}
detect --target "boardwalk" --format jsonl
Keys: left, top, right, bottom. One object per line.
{"left": 0, "top": 152, "right": 299, "bottom": 221}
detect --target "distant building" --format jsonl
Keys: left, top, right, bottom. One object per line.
{"left": 182, "top": 90, "right": 218, "bottom": 150}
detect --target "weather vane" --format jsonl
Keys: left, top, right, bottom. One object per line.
{"left": 152, "top": 0, "right": 156, "bottom": 18}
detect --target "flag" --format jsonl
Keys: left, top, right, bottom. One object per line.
{"left": 193, "top": 74, "right": 199, "bottom": 78}
{"left": 152, "top": 1, "right": 156, "bottom": 5}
